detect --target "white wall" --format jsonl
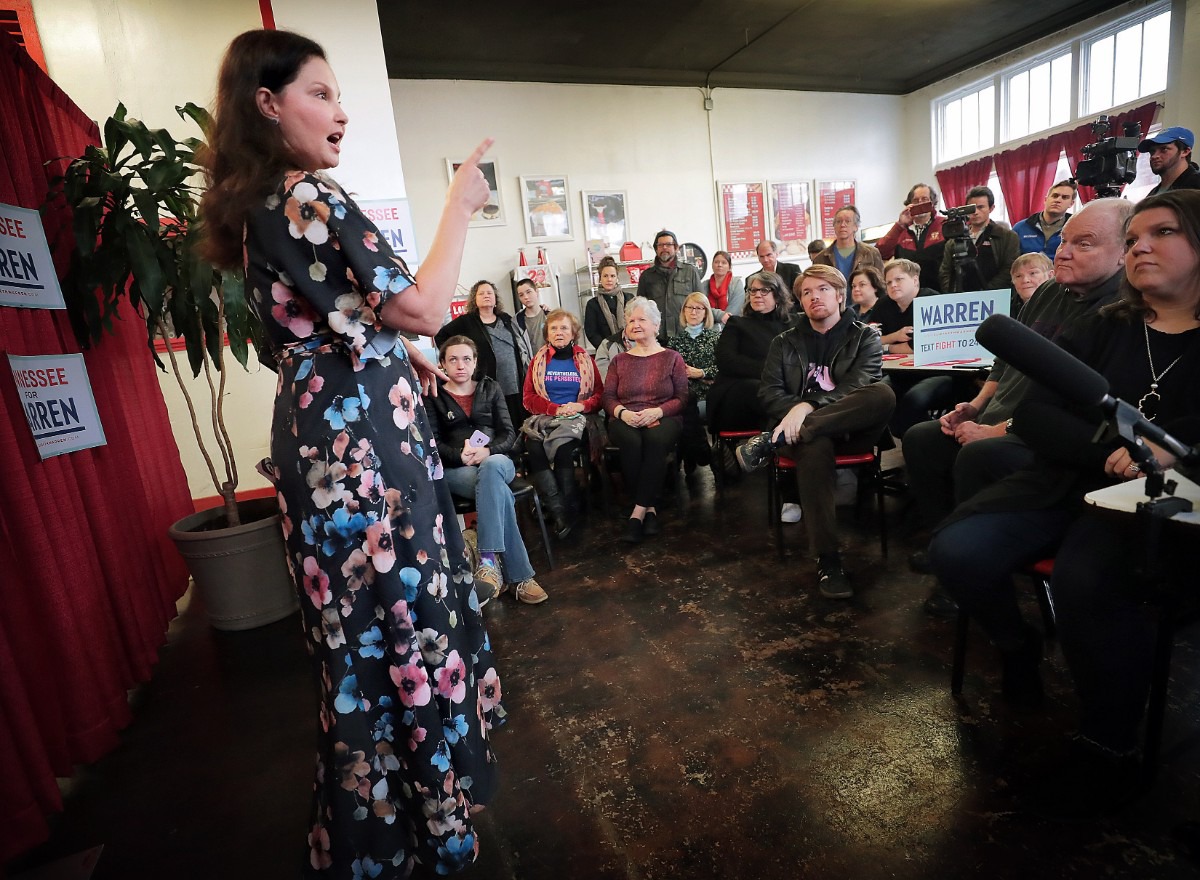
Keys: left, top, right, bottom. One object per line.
{"left": 391, "top": 79, "right": 903, "bottom": 317}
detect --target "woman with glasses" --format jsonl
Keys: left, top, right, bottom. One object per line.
{"left": 706, "top": 271, "right": 798, "bottom": 492}
{"left": 667, "top": 293, "right": 721, "bottom": 473}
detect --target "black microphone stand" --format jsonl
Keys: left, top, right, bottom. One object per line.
{"left": 1099, "top": 398, "right": 1196, "bottom": 780}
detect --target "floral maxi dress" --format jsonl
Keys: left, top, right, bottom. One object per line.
{"left": 243, "top": 171, "right": 503, "bottom": 878}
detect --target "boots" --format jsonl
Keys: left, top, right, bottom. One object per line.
{"left": 555, "top": 464, "right": 582, "bottom": 531}
{"left": 531, "top": 470, "right": 572, "bottom": 539}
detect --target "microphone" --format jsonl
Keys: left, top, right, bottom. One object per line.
{"left": 975, "top": 314, "right": 1199, "bottom": 465}
{"left": 975, "top": 314, "right": 1109, "bottom": 406}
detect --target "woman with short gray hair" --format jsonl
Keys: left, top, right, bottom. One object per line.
{"left": 601, "top": 298, "right": 689, "bottom": 543}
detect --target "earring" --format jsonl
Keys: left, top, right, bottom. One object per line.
{"left": 267, "top": 116, "right": 280, "bottom": 126}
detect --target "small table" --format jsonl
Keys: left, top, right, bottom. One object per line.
{"left": 1084, "top": 469, "right": 1200, "bottom": 523}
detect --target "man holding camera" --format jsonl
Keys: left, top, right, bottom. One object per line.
{"left": 937, "top": 185, "right": 1019, "bottom": 293}
{"left": 1012, "top": 180, "right": 1077, "bottom": 258}
{"left": 876, "top": 183, "right": 947, "bottom": 292}
{"left": 1140, "top": 126, "right": 1200, "bottom": 195}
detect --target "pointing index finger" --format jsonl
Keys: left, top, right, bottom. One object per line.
{"left": 460, "top": 137, "right": 494, "bottom": 170}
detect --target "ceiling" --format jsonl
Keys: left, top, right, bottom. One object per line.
{"left": 378, "top": 0, "right": 1131, "bottom": 95}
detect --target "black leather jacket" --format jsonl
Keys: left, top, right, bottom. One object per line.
{"left": 424, "top": 376, "right": 517, "bottom": 467}
{"left": 759, "top": 311, "right": 884, "bottom": 421}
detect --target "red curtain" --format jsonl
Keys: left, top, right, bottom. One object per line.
{"left": 0, "top": 31, "right": 194, "bottom": 860}
{"left": 1059, "top": 100, "right": 1159, "bottom": 202}
{"left": 994, "top": 134, "right": 1063, "bottom": 223}
{"left": 935, "top": 157, "right": 994, "bottom": 210}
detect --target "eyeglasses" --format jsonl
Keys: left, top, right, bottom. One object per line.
{"left": 747, "top": 287, "right": 774, "bottom": 296}
{"left": 684, "top": 305, "right": 706, "bottom": 311}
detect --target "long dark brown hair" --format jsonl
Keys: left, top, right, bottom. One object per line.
{"left": 1105, "top": 189, "right": 1200, "bottom": 322}
{"left": 198, "top": 29, "right": 326, "bottom": 269}
{"left": 742, "top": 270, "right": 794, "bottom": 319}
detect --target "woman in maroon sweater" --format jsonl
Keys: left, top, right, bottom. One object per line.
{"left": 602, "top": 297, "right": 689, "bottom": 543}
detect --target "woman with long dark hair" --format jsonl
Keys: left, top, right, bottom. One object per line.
{"left": 199, "top": 29, "right": 503, "bottom": 876}
{"left": 929, "top": 190, "right": 1200, "bottom": 814}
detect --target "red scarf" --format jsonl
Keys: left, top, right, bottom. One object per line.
{"left": 707, "top": 274, "right": 731, "bottom": 311}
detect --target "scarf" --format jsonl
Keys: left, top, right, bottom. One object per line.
{"left": 707, "top": 273, "right": 731, "bottom": 310}
{"left": 529, "top": 344, "right": 595, "bottom": 403}
{"left": 684, "top": 323, "right": 704, "bottom": 338}
{"left": 595, "top": 289, "right": 627, "bottom": 337}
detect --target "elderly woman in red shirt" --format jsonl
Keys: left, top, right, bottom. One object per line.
{"left": 602, "top": 297, "right": 689, "bottom": 543}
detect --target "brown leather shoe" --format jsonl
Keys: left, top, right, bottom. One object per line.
{"left": 514, "top": 578, "right": 548, "bottom": 605}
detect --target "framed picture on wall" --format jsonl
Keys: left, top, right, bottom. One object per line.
{"left": 717, "top": 181, "right": 767, "bottom": 261}
{"left": 767, "top": 180, "right": 815, "bottom": 257}
{"left": 581, "top": 190, "right": 628, "bottom": 253}
{"left": 446, "top": 157, "right": 505, "bottom": 227}
{"left": 816, "top": 179, "right": 857, "bottom": 239}
{"left": 520, "top": 175, "right": 573, "bottom": 243}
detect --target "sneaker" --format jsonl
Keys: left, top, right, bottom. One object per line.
{"left": 735, "top": 432, "right": 772, "bottom": 472}
{"left": 473, "top": 564, "right": 502, "bottom": 606}
{"left": 622, "top": 517, "right": 645, "bottom": 544}
{"left": 780, "top": 502, "right": 802, "bottom": 523}
{"left": 514, "top": 578, "right": 548, "bottom": 605}
{"left": 816, "top": 554, "right": 853, "bottom": 599}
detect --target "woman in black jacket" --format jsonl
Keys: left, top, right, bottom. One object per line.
{"left": 427, "top": 335, "right": 547, "bottom": 606}
{"left": 707, "top": 270, "right": 796, "bottom": 434}
{"left": 435, "top": 279, "right": 534, "bottom": 429}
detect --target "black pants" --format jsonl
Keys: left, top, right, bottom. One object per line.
{"left": 608, "top": 418, "right": 682, "bottom": 508}
{"left": 526, "top": 438, "right": 580, "bottom": 493}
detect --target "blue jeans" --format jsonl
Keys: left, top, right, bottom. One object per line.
{"left": 443, "top": 454, "right": 534, "bottom": 583}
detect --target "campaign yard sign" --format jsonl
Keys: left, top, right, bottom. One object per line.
{"left": 9, "top": 354, "right": 107, "bottom": 459}
{"left": 0, "top": 203, "right": 66, "bottom": 309}
{"left": 358, "top": 198, "right": 421, "bottom": 272}
{"left": 912, "top": 289, "right": 1011, "bottom": 366}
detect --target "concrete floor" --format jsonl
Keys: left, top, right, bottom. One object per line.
{"left": 8, "top": 466, "right": 1200, "bottom": 879}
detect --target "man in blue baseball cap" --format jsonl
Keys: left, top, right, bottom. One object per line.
{"left": 1138, "top": 126, "right": 1200, "bottom": 194}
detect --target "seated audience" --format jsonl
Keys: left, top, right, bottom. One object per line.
{"left": 436, "top": 279, "right": 534, "bottom": 430}
{"left": 905, "top": 198, "right": 1132, "bottom": 615}
{"left": 735, "top": 265, "right": 895, "bottom": 598}
{"left": 1009, "top": 252, "right": 1054, "bottom": 315}
{"left": 701, "top": 249, "right": 745, "bottom": 325}
{"left": 876, "top": 183, "right": 947, "bottom": 291}
{"left": 848, "top": 266, "right": 885, "bottom": 321}
{"left": 757, "top": 239, "right": 801, "bottom": 293}
{"left": 426, "top": 336, "right": 547, "bottom": 606}
{"left": 708, "top": 270, "right": 796, "bottom": 435}
{"left": 928, "top": 191, "right": 1200, "bottom": 815}
{"left": 667, "top": 292, "right": 721, "bottom": 473}
{"left": 875, "top": 258, "right": 953, "bottom": 437}
{"left": 522, "top": 309, "right": 604, "bottom": 538}
{"left": 602, "top": 298, "right": 689, "bottom": 544}
{"left": 514, "top": 276, "right": 551, "bottom": 352}
{"left": 813, "top": 206, "right": 884, "bottom": 279}
{"left": 584, "top": 255, "right": 631, "bottom": 349}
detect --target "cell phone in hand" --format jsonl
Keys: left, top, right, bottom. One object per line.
{"left": 468, "top": 430, "right": 490, "bottom": 447}
{"left": 907, "top": 199, "right": 934, "bottom": 216}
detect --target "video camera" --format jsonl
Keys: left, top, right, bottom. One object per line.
{"left": 940, "top": 204, "right": 978, "bottom": 241}
{"left": 1074, "top": 115, "right": 1142, "bottom": 197}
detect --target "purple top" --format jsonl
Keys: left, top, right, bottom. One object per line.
{"left": 602, "top": 349, "right": 689, "bottom": 421}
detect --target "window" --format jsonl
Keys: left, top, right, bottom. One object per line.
{"left": 934, "top": 3, "right": 1171, "bottom": 167}
{"left": 938, "top": 83, "right": 995, "bottom": 163}
{"left": 1004, "top": 52, "right": 1072, "bottom": 141}
{"left": 1083, "top": 7, "right": 1170, "bottom": 115}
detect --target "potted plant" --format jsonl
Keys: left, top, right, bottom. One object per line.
{"left": 49, "top": 103, "right": 296, "bottom": 630}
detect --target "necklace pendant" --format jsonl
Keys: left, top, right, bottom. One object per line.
{"left": 1138, "top": 388, "right": 1161, "bottom": 422}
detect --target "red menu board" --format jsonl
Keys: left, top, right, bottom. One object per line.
{"left": 769, "top": 181, "right": 811, "bottom": 245}
{"left": 817, "top": 180, "right": 857, "bottom": 239}
{"left": 719, "top": 182, "right": 767, "bottom": 261}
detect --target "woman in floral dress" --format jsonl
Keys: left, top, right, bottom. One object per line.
{"left": 199, "top": 30, "right": 503, "bottom": 877}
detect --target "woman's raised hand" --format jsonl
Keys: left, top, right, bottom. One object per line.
{"left": 447, "top": 138, "right": 494, "bottom": 216}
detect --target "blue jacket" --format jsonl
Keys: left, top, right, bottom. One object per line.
{"left": 1012, "top": 212, "right": 1069, "bottom": 259}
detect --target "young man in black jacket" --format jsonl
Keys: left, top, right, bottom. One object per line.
{"left": 736, "top": 265, "right": 895, "bottom": 598}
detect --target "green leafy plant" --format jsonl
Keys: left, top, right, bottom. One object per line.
{"left": 49, "top": 103, "right": 264, "bottom": 526}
